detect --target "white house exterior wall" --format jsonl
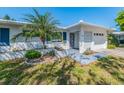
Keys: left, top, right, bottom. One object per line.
{"left": 82, "top": 25, "right": 108, "bottom": 51}
{"left": 0, "top": 24, "right": 41, "bottom": 43}
{"left": 0, "top": 20, "right": 111, "bottom": 54}
{"left": 64, "top": 26, "right": 81, "bottom": 49}
{"left": 64, "top": 25, "right": 108, "bottom": 53}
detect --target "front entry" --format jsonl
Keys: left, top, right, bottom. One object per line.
{"left": 70, "top": 33, "right": 75, "bottom": 48}
{"left": 0, "top": 28, "right": 10, "bottom": 46}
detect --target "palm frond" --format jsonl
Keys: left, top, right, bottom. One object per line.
{"left": 11, "top": 32, "right": 24, "bottom": 42}
{"left": 33, "top": 8, "right": 41, "bottom": 20}
{"left": 17, "top": 8, "right": 61, "bottom": 44}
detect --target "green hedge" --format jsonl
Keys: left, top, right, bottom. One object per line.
{"left": 25, "top": 50, "right": 41, "bottom": 59}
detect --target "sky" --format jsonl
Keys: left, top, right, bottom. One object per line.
{"left": 0, "top": 7, "right": 124, "bottom": 31}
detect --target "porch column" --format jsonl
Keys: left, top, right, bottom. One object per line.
{"left": 79, "top": 27, "right": 85, "bottom": 53}
{"left": 66, "top": 32, "right": 70, "bottom": 49}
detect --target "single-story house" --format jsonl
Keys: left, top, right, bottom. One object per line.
{"left": 0, "top": 19, "right": 114, "bottom": 53}
{"left": 113, "top": 32, "right": 124, "bottom": 46}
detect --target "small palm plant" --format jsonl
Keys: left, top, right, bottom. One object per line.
{"left": 12, "top": 9, "right": 62, "bottom": 48}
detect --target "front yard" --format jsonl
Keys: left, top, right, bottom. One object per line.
{"left": 0, "top": 55, "right": 124, "bottom": 85}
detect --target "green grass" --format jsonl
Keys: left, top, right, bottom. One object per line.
{"left": 0, "top": 56, "right": 124, "bottom": 85}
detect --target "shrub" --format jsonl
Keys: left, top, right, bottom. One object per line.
{"left": 54, "top": 46, "right": 64, "bottom": 51}
{"left": 108, "top": 34, "right": 119, "bottom": 47}
{"left": 83, "top": 49, "right": 96, "bottom": 55}
{"left": 47, "top": 50, "right": 55, "bottom": 56}
{"left": 107, "top": 44, "right": 116, "bottom": 49}
{"left": 25, "top": 50, "right": 41, "bottom": 59}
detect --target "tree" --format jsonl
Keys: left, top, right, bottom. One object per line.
{"left": 2, "top": 14, "right": 16, "bottom": 20}
{"left": 12, "top": 9, "right": 61, "bottom": 48}
{"left": 115, "top": 10, "right": 124, "bottom": 31}
{"left": 3, "top": 14, "right": 11, "bottom": 20}
{"left": 107, "top": 34, "right": 119, "bottom": 47}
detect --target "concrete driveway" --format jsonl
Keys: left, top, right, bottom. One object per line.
{"left": 96, "top": 48, "right": 124, "bottom": 58}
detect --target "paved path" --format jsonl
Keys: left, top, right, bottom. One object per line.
{"left": 96, "top": 48, "right": 124, "bottom": 58}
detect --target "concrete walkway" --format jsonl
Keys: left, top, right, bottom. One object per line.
{"left": 96, "top": 48, "right": 124, "bottom": 58}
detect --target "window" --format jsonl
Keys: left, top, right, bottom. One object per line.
{"left": 94, "top": 33, "right": 104, "bottom": 36}
{"left": 120, "top": 40, "right": 124, "bottom": 44}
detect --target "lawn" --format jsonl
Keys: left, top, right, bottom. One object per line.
{"left": 0, "top": 56, "right": 124, "bottom": 85}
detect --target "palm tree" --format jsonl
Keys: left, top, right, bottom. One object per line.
{"left": 12, "top": 9, "right": 61, "bottom": 48}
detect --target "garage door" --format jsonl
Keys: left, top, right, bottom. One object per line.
{"left": 0, "top": 28, "right": 10, "bottom": 46}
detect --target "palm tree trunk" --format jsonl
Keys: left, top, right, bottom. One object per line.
{"left": 42, "top": 39, "right": 45, "bottom": 49}
{"left": 40, "top": 37, "right": 45, "bottom": 49}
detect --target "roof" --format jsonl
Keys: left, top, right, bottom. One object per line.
{"left": 0, "top": 19, "right": 30, "bottom": 26}
{"left": 0, "top": 19, "right": 115, "bottom": 31}
{"left": 59, "top": 20, "right": 115, "bottom": 31}
{"left": 113, "top": 32, "right": 124, "bottom": 35}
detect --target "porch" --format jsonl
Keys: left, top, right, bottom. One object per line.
{"left": 69, "top": 31, "right": 80, "bottom": 50}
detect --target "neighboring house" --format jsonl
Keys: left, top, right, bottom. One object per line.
{"left": 113, "top": 32, "right": 124, "bottom": 46}
{"left": 0, "top": 19, "right": 114, "bottom": 53}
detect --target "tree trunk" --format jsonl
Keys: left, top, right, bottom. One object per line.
{"left": 42, "top": 39, "right": 45, "bottom": 49}
{"left": 40, "top": 37, "right": 45, "bottom": 49}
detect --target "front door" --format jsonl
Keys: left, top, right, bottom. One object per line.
{"left": 0, "top": 28, "right": 10, "bottom": 46}
{"left": 70, "top": 33, "right": 75, "bottom": 48}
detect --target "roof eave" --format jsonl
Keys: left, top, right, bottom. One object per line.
{"left": 59, "top": 21, "right": 114, "bottom": 31}
{"left": 0, "top": 19, "right": 31, "bottom": 26}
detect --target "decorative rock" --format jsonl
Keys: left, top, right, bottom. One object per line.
{"left": 55, "top": 49, "right": 107, "bottom": 65}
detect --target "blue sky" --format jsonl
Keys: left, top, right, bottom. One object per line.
{"left": 0, "top": 7, "right": 124, "bottom": 31}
